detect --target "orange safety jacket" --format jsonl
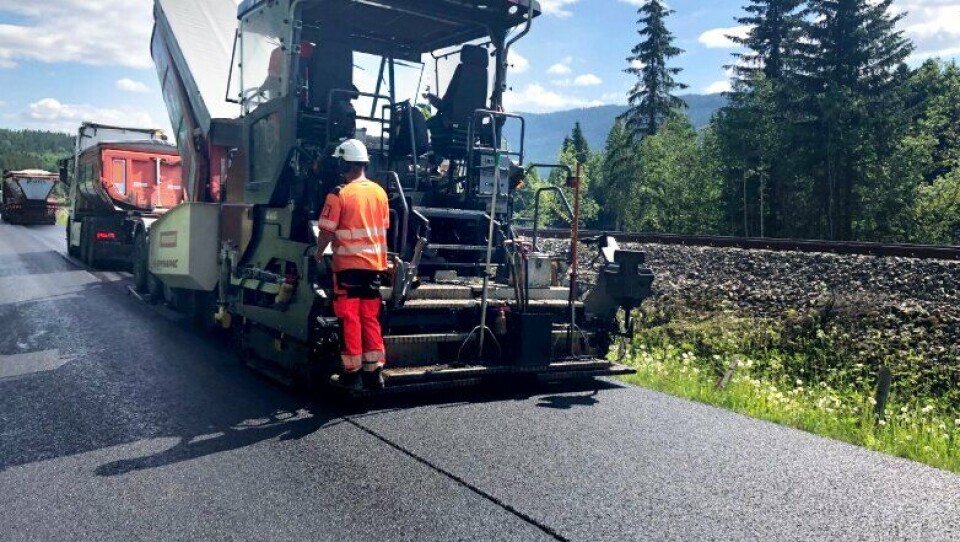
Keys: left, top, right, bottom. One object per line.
{"left": 318, "top": 179, "right": 390, "bottom": 273}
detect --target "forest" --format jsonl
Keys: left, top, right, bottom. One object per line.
{"left": 0, "top": 128, "right": 73, "bottom": 174}
{"left": 522, "top": 0, "right": 960, "bottom": 245}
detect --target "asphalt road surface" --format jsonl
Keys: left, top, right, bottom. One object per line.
{"left": 1, "top": 223, "right": 958, "bottom": 541}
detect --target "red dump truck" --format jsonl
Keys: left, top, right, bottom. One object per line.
{"left": 0, "top": 169, "right": 60, "bottom": 225}
{"left": 61, "top": 123, "right": 183, "bottom": 278}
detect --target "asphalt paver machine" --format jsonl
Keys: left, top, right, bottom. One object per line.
{"left": 148, "top": 0, "right": 654, "bottom": 394}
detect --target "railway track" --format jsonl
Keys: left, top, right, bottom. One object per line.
{"left": 521, "top": 228, "right": 960, "bottom": 261}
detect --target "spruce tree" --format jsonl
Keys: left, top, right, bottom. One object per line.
{"left": 729, "top": 0, "right": 803, "bottom": 86}
{"left": 722, "top": 0, "right": 804, "bottom": 237}
{"left": 622, "top": 0, "right": 688, "bottom": 140}
{"left": 570, "top": 122, "right": 591, "bottom": 164}
{"left": 598, "top": 120, "right": 637, "bottom": 230}
{"left": 796, "top": 0, "right": 913, "bottom": 239}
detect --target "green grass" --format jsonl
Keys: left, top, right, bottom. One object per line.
{"left": 620, "top": 343, "right": 960, "bottom": 473}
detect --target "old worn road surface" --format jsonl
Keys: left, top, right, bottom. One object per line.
{"left": 1, "top": 223, "right": 958, "bottom": 541}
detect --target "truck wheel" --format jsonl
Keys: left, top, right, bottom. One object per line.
{"left": 82, "top": 221, "right": 98, "bottom": 268}
{"left": 189, "top": 290, "right": 218, "bottom": 331}
{"left": 146, "top": 273, "right": 163, "bottom": 304}
{"left": 79, "top": 221, "right": 90, "bottom": 265}
{"left": 132, "top": 230, "right": 149, "bottom": 292}
{"left": 66, "top": 221, "right": 80, "bottom": 258}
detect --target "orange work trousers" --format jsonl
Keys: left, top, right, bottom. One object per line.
{"left": 333, "top": 270, "right": 386, "bottom": 374}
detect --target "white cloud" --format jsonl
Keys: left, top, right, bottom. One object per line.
{"left": 698, "top": 25, "right": 752, "bottom": 49}
{"left": 504, "top": 84, "right": 603, "bottom": 113}
{"left": 23, "top": 98, "right": 154, "bottom": 133}
{"left": 508, "top": 50, "right": 530, "bottom": 74}
{"left": 704, "top": 80, "right": 732, "bottom": 94}
{"left": 898, "top": 1, "right": 960, "bottom": 62}
{"left": 910, "top": 46, "right": 960, "bottom": 62}
{"left": 116, "top": 78, "right": 150, "bottom": 93}
{"left": 573, "top": 74, "right": 603, "bottom": 86}
{"left": 601, "top": 91, "right": 629, "bottom": 105}
{"left": 0, "top": 0, "right": 154, "bottom": 69}
{"left": 538, "top": 0, "right": 579, "bottom": 17}
{"left": 548, "top": 58, "right": 590, "bottom": 86}
{"left": 901, "top": 3, "right": 960, "bottom": 38}
{"left": 547, "top": 56, "right": 575, "bottom": 76}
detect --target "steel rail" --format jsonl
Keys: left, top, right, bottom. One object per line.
{"left": 519, "top": 228, "right": 960, "bottom": 261}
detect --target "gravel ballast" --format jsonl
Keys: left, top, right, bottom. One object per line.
{"left": 545, "top": 239, "right": 960, "bottom": 400}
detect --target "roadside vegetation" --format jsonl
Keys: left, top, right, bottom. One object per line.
{"left": 620, "top": 309, "right": 960, "bottom": 474}
{"left": 55, "top": 208, "right": 69, "bottom": 226}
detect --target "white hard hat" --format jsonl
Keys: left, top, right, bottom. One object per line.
{"left": 332, "top": 139, "right": 370, "bottom": 163}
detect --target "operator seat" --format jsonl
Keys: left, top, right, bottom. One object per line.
{"left": 427, "top": 45, "right": 489, "bottom": 159}
{"left": 303, "top": 39, "right": 358, "bottom": 143}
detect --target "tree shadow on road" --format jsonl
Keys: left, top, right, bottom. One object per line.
{"left": 94, "top": 407, "right": 340, "bottom": 477}
{"left": 91, "top": 379, "right": 622, "bottom": 477}
{"left": 1, "top": 246, "right": 630, "bottom": 478}
{"left": 362, "top": 378, "right": 622, "bottom": 414}
{"left": 0, "top": 274, "right": 346, "bottom": 476}
{"left": 536, "top": 389, "right": 601, "bottom": 409}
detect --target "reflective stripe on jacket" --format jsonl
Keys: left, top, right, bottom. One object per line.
{"left": 318, "top": 179, "right": 390, "bottom": 272}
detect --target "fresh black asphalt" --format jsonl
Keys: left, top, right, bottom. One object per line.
{"left": 1, "top": 223, "right": 958, "bottom": 541}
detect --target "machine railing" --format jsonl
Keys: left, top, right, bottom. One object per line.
{"left": 379, "top": 171, "right": 410, "bottom": 257}
{"left": 466, "top": 109, "right": 525, "bottom": 165}
{"left": 323, "top": 88, "right": 393, "bottom": 151}
{"left": 526, "top": 163, "right": 575, "bottom": 251}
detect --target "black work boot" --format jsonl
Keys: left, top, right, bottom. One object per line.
{"left": 362, "top": 368, "right": 385, "bottom": 391}
{"left": 331, "top": 371, "right": 362, "bottom": 391}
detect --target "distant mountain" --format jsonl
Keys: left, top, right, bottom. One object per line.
{"left": 512, "top": 93, "right": 727, "bottom": 165}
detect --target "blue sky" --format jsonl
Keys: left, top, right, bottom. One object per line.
{"left": 1, "top": 0, "right": 958, "bottom": 134}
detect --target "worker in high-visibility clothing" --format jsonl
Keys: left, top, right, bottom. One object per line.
{"left": 316, "top": 139, "right": 390, "bottom": 390}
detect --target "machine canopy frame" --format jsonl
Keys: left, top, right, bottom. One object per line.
{"left": 238, "top": 0, "right": 540, "bottom": 62}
